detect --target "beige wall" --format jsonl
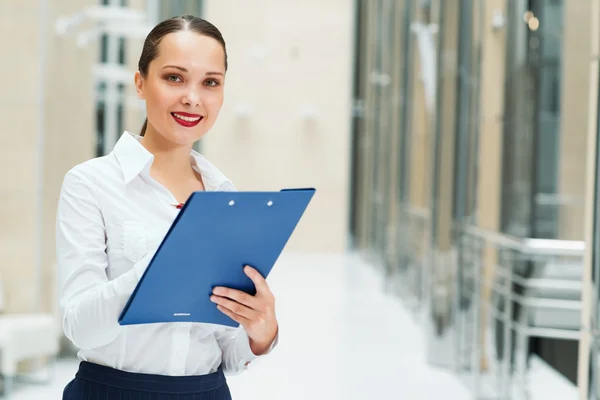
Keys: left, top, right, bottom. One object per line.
{"left": 476, "top": 0, "right": 507, "bottom": 232}
{"left": 556, "top": 0, "right": 593, "bottom": 240}
{"left": 0, "top": 0, "right": 96, "bottom": 314}
{"left": 0, "top": 4, "right": 39, "bottom": 314}
{"left": 408, "top": 20, "right": 431, "bottom": 211}
{"left": 201, "top": 0, "right": 353, "bottom": 253}
{"left": 42, "top": 0, "right": 98, "bottom": 314}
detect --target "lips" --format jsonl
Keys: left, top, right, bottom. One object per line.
{"left": 171, "top": 112, "right": 203, "bottom": 128}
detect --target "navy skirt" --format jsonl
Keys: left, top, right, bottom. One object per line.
{"left": 63, "top": 361, "right": 232, "bottom": 400}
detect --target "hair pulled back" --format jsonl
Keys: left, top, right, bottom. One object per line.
{"left": 137, "top": 15, "right": 228, "bottom": 136}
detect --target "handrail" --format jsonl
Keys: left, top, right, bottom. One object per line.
{"left": 460, "top": 224, "right": 522, "bottom": 250}
{"left": 520, "top": 238, "right": 585, "bottom": 256}
{"left": 458, "top": 224, "right": 585, "bottom": 257}
{"left": 402, "top": 205, "right": 431, "bottom": 221}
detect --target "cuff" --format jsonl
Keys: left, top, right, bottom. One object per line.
{"left": 235, "top": 327, "right": 279, "bottom": 365}
{"left": 234, "top": 328, "right": 258, "bottom": 368}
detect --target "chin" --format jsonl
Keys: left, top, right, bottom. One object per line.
{"left": 169, "top": 134, "right": 202, "bottom": 146}
{"left": 167, "top": 125, "right": 208, "bottom": 145}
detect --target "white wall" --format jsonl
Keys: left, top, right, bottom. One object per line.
{"left": 202, "top": 0, "right": 354, "bottom": 253}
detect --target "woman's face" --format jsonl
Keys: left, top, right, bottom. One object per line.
{"left": 135, "top": 30, "right": 226, "bottom": 146}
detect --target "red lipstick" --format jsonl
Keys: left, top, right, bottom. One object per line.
{"left": 171, "top": 112, "right": 203, "bottom": 128}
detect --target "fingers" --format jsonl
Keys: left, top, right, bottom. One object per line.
{"left": 216, "top": 304, "right": 248, "bottom": 324}
{"left": 211, "top": 295, "right": 257, "bottom": 320}
{"left": 212, "top": 286, "right": 258, "bottom": 309}
{"left": 243, "top": 265, "right": 271, "bottom": 295}
{"left": 212, "top": 265, "right": 272, "bottom": 300}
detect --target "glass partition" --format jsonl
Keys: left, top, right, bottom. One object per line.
{"left": 501, "top": 0, "right": 564, "bottom": 240}
{"left": 499, "top": 0, "right": 598, "bottom": 387}
{"left": 586, "top": 48, "right": 600, "bottom": 400}
{"left": 354, "top": 0, "right": 379, "bottom": 254}
{"left": 349, "top": 0, "right": 367, "bottom": 246}
{"left": 158, "top": 0, "right": 203, "bottom": 18}
{"left": 351, "top": 0, "right": 417, "bottom": 275}
{"left": 371, "top": 0, "right": 396, "bottom": 260}
{"left": 349, "top": 0, "right": 600, "bottom": 397}
{"left": 453, "top": 0, "right": 484, "bottom": 373}
{"left": 426, "top": 0, "right": 461, "bottom": 368}
{"left": 381, "top": 0, "right": 409, "bottom": 282}
{"left": 96, "top": 0, "right": 128, "bottom": 156}
{"left": 369, "top": 0, "right": 383, "bottom": 257}
{"left": 390, "top": 0, "right": 419, "bottom": 301}
{"left": 349, "top": 0, "right": 367, "bottom": 247}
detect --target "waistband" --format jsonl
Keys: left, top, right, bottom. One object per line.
{"left": 75, "top": 362, "right": 226, "bottom": 393}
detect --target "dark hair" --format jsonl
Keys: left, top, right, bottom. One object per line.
{"left": 138, "top": 15, "right": 228, "bottom": 136}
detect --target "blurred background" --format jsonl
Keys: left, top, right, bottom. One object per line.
{"left": 1, "top": 0, "right": 600, "bottom": 399}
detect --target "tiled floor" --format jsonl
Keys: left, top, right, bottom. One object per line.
{"left": 3, "top": 252, "right": 575, "bottom": 399}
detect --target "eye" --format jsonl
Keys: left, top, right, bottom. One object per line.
{"left": 204, "top": 79, "right": 221, "bottom": 87}
{"left": 166, "top": 75, "right": 182, "bottom": 83}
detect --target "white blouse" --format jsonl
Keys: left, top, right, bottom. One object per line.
{"left": 56, "top": 131, "right": 275, "bottom": 376}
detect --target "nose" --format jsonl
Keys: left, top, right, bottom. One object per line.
{"left": 182, "top": 87, "right": 202, "bottom": 107}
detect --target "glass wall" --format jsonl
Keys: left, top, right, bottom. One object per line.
{"left": 581, "top": 6, "right": 600, "bottom": 395}
{"left": 587, "top": 68, "right": 600, "bottom": 398}
{"left": 350, "top": 0, "right": 599, "bottom": 397}
{"left": 499, "top": 0, "right": 584, "bottom": 384}
{"left": 351, "top": 0, "right": 416, "bottom": 278}
{"left": 501, "top": 0, "right": 564, "bottom": 239}
{"left": 96, "top": 0, "right": 129, "bottom": 157}
{"left": 158, "top": 0, "right": 203, "bottom": 19}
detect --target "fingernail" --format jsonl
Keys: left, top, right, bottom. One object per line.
{"left": 213, "top": 287, "right": 221, "bottom": 295}
{"left": 210, "top": 295, "right": 216, "bottom": 302}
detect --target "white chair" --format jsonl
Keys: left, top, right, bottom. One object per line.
{"left": 0, "top": 279, "right": 60, "bottom": 398}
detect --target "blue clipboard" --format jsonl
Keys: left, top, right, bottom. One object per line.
{"left": 118, "top": 188, "right": 316, "bottom": 327}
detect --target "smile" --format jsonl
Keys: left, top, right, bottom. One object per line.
{"left": 171, "top": 112, "right": 203, "bottom": 127}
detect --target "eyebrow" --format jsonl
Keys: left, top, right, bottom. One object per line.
{"left": 162, "top": 65, "right": 224, "bottom": 76}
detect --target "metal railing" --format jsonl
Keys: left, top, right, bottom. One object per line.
{"left": 455, "top": 223, "right": 585, "bottom": 399}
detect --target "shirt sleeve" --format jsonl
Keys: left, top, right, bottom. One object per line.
{"left": 57, "top": 168, "right": 145, "bottom": 350}
{"left": 214, "top": 326, "right": 279, "bottom": 375}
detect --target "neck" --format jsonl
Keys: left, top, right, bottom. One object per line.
{"left": 140, "top": 129, "right": 195, "bottom": 181}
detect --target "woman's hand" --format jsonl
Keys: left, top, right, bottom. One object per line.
{"left": 210, "top": 265, "right": 278, "bottom": 355}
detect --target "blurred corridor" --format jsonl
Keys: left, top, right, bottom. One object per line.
{"left": 1, "top": 0, "right": 600, "bottom": 399}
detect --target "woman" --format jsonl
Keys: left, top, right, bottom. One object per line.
{"left": 57, "top": 15, "right": 278, "bottom": 399}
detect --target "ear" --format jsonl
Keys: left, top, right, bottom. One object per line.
{"left": 134, "top": 71, "right": 145, "bottom": 99}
